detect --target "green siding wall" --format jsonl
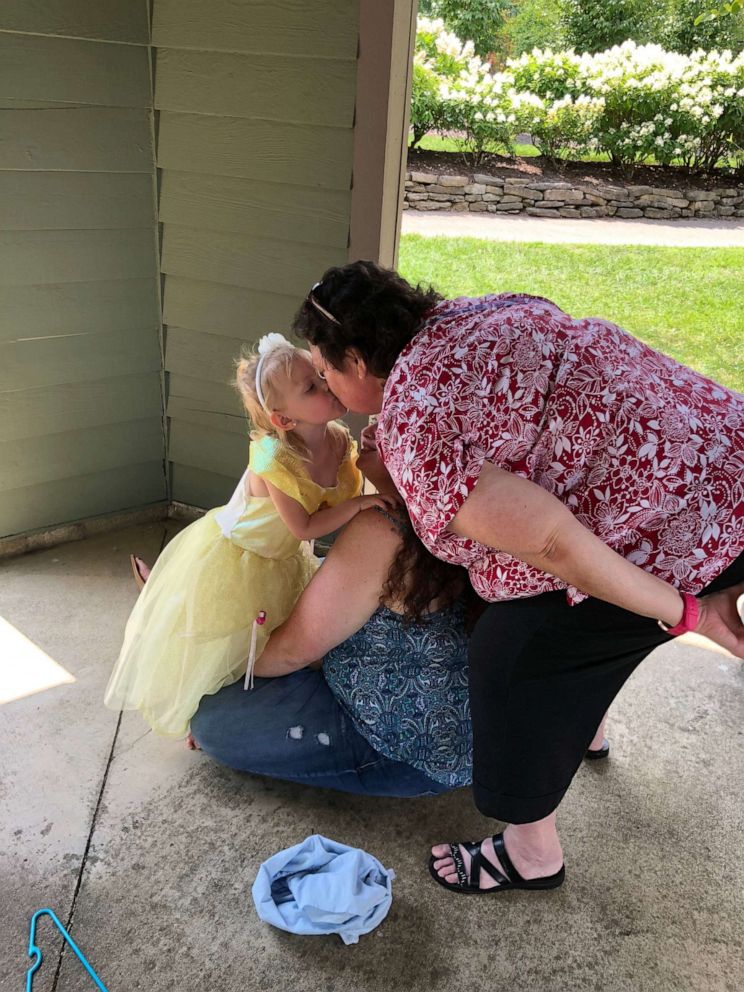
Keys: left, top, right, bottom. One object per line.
{"left": 0, "top": 4, "right": 165, "bottom": 537}
{"left": 154, "top": 0, "right": 358, "bottom": 508}
{"left": 0, "top": 0, "right": 362, "bottom": 532}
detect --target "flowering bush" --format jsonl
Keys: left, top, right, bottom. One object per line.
{"left": 669, "top": 46, "right": 744, "bottom": 171}
{"left": 438, "top": 65, "right": 520, "bottom": 163}
{"left": 508, "top": 47, "right": 587, "bottom": 100}
{"left": 411, "top": 18, "right": 744, "bottom": 173}
{"left": 410, "top": 57, "right": 447, "bottom": 147}
{"left": 412, "top": 17, "right": 521, "bottom": 163}
{"left": 522, "top": 94, "right": 606, "bottom": 164}
{"left": 415, "top": 16, "right": 476, "bottom": 79}
{"left": 582, "top": 42, "right": 744, "bottom": 169}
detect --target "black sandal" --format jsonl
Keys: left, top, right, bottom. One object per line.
{"left": 585, "top": 738, "right": 610, "bottom": 760}
{"left": 428, "top": 832, "right": 565, "bottom": 895}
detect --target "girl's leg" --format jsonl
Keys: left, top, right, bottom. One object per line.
{"left": 130, "top": 554, "right": 151, "bottom": 589}
{"left": 190, "top": 670, "right": 449, "bottom": 798}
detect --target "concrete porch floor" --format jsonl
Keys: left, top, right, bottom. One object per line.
{"left": 1, "top": 521, "right": 743, "bottom": 992}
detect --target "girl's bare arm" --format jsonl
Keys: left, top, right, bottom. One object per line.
{"left": 265, "top": 482, "right": 398, "bottom": 541}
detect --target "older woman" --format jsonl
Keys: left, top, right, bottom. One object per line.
{"left": 293, "top": 260, "right": 744, "bottom": 895}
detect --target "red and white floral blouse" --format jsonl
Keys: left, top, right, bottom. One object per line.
{"left": 377, "top": 294, "right": 744, "bottom": 604}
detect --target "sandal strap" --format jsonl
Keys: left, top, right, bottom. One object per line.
{"left": 447, "top": 835, "right": 523, "bottom": 891}
{"left": 472, "top": 839, "right": 509, "bottom": 888}
{"left": 491, "top": 833, "right": 524, "bottom": 884}
{"left": 448, "top": 843, "right": 470, "bottom": 887}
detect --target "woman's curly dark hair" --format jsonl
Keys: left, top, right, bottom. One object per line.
{"left": 381, "top": 508, "right": 483, "bottom": 629}
{"left": 292, "top": 260, "right": 442, "bottom": 378}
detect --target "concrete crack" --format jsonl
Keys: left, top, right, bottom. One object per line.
{"left": 50, "top": 711, "right": 123, "bottom": 991}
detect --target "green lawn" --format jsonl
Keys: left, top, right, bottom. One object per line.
{"left": 412, "top": 132, "right": 610, "bottom": 162}
{"left": 410, "top": 132, "right": 737, "bottom": 168}
{"left": 398, "top": 235, "right": 744, "bottom": 393}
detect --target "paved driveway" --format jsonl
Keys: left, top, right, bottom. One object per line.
{"left": 403, "top": 209, "right": 744, "bottom": 247}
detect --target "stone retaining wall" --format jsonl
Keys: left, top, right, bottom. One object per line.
{"left": 404, "top": 171, "right": 744, "bottom": 219}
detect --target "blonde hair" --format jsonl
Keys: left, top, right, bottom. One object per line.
{"left": 233, "top": 341, "right": 348, "bottom": 463}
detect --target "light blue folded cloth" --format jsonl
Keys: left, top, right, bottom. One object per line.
{"left": 251, "top": 834, "right": 395, "bottom": 945}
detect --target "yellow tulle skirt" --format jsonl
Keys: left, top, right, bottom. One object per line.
{"left": 104, "top": 509, "right": 319, "bottom": 738}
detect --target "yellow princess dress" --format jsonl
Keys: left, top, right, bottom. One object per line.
{"left": 104, "top": 433, "right": 362, "bottom": 737}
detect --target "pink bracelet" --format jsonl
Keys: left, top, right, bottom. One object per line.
{"left": 657, "top": 591, "right": 699, "bottom": 636}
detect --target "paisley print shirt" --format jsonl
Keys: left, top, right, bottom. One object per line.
{"left": 323, "top": 600, "right": 472, "bottom": 787}
{"left": 377, "top": 294, "right": 744, "bottom": 605}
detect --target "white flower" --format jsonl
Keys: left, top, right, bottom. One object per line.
{"left": 257, "top": 332, "right": 291, "bottom": 356}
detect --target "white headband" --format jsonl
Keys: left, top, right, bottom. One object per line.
{"left": 254, "top": 332, "right": 292, "bottom": 411}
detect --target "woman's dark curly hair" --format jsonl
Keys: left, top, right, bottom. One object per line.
{"left": 381, "top": 508, "right": 483, "bottom": 629}
{"left": 292, "top": 260, "right": 442, "bottom": 378}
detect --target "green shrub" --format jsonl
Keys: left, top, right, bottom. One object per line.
{"left": 411, "top": 58, "right": 447, "bottom": 147}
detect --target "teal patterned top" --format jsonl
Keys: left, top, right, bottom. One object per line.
{"left": 322, "top": 599, "right": 473, "bottom": 787}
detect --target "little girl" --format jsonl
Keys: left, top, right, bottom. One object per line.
{"left": 105, "top": 333, "right": 392, "bottom": 738}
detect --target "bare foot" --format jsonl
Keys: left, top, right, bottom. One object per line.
{"left": 185, "top": 732, "right": 201, "bottom": 751}
{"left": 130, "top": 554, "right": 151, "bottom": 590}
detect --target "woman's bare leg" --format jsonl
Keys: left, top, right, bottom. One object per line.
{"left": 588, "top": 711, "right": 609, "bottom": 752}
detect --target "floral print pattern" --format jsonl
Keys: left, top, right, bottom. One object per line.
{"left": 323, "top": 601, "right": 472, "bottom": 787}
{"left": 378, "top": 294, "right": 744, "bottom": 605}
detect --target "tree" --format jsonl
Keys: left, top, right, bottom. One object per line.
{"left": 661, "top": 0, "right": 744, "bottom": 53}
{"left": 417, "top": 0, "right": 513, "bottom": 58}
{"left": 496, "top": 0, "right": 566, "bottom": 59}
{"left": 561, "top": 0, "right": 660, "bottom": 53}
{"left": 561, "top": 0, "right": 744, "bottom": 53}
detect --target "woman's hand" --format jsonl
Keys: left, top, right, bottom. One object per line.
{"left": 695, "top": 581, "right": 744, "bottom": 659}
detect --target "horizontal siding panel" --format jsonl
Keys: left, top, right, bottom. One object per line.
{"left": 165, "top": 326, "right": 244, "bottom": 384}
{"left": 0, "top": 1, "right": 150, "bottom": 45}
{"left": 168, "top": 373, "right": 242, "bottom": 411}
{"left": 161, "top": 226, "right": 345, "bottom": 298}
{"left": 0, "top": 228, "right": 157, "bottom": 286}
{"left": 155, "top": 48, "right": 355, "bottom": 128}
{"left": 0, "top": 172, "right": 155, "bottom": 230}
{"left": 0, "top": 98, "right": 92, "bottom": 109}
{"left": 159, "top": 171, "right": 349, "bottom": 247}
{"left": 152, "top": 0, "right": 358, "bottom": 59}
{"left": 0, "top": 460, "right": 165, "bottom": 538}
{"left": 0, "top": 108, "right": 153, "bottom": 172}
{"left": 1, "top": 417, "right": 164, "bottom": 492}
{"left": 0, "top": 34, "right": 151, "bottom": 108}
{"left": 0, "top": 325, "right": 161, "bottom": 391}
{"left": 167, "top": 394, "right": 247, "bottom": 436}
{"left": 169, "top": 418, "right": 247, "bottom": 479}
{"left": 162, "top": 276, "right": 299, "bottom": 339}
{"left": 170, "top": 462, "right": 236, "bottom": 510}
{"left": 157, "top": 112, "right": 352, "bottom": 189}
{"left": 0, "top": 372, "right": 162, "bottom": 442}
{"left": 0, "top": 279, "right": 159, "bottom": 342}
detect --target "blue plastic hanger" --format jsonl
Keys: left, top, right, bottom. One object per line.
{"left": 26, "top": 908, "right": 108, "bottom": 992}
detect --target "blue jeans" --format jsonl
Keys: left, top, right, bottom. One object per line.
{"left": 190, "top": 669, "right": 452, "bottom": 798}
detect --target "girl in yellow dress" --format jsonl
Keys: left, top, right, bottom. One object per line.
{"left": 105, "top": 333, "right": 393, "bottom": 738}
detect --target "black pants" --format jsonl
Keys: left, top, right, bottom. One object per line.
{"left": 468, "top": 550, "right": 744, "bottom": 824}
